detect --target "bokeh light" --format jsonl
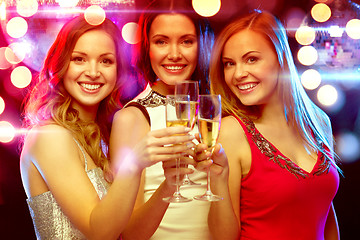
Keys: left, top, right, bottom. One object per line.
{"left": 5, "top": 43, "right": 27, "bottom": 64}
{"left": 297, "top": 46, "right": 318, "bottom": 66}
{"left": 6, "top": 17, "right": 28, "bottom": 39}
{"left": 311, "top": 3, "right": 331, "bottom": 23}
{"left": 336, "top": 131, "right": 360, "bottom": 163}
{"left": 192, "top": 0, "right": 221, "bottom": 17}
{"left": 0, "top": 121, "right": 16, "bottom": 143}
{"left": 295, "top": 26, "right": 316, "bottom": 45}
{"left": 10, "top": 66, "right": 32, "bottom": 89}
{"left": 301, "top": 69, "right": 322, "bottom": 90}
{"left": 57, "top": 0, "right": 80, "bottom": 8}
{"left": 345, "top": 19, "right": 360, "bottom": 40}
{"left": 317, "top": 84, "right": 338, "bottom": 106}
{"left": 0, "top": 2, "right": 5, "bottom": 21}
{"left": 0, "top": 96, "right": 5, "bottom": 115}
{"left": 284, "top": 7, "right": 306, "bottom": 37}
{"left": 17, "top": 0, "right": 39, "bottom": 17}
{"left": 122, "top": 22, "right": 139, "bottom": 44}
{"left": 0, "top": 47, "right": 12, "bottom": 70}
{"left": 84, "top": 5, "right": 106, "bottom": 26}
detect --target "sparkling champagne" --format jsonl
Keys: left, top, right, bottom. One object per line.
{"left": 189, "top": 101, "right": 198, "bottom": 130}
{"left": 166, "top": 119, "right": 189, "bottom": 128}
{"left": 198, "top": 118, "right": 220, "bottom": 148}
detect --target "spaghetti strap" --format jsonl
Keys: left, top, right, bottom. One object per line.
{"left": 73, "top": 138, "right": 88, "bottom": 172}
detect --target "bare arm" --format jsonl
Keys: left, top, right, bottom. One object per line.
{"left": 324, "top": 203, "right": 340, "bottom": 240}
{"left": 206, "top": 116, "right": 248, "bottom": 240}
{"left": 20, "top": 124, "right": 144, "bottom": 240}
{"left": 109, "top": 107, "right": 194, "bottom": 240}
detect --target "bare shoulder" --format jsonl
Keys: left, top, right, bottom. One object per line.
{"left": 219, "top": 116, "right": 251, "bottom": 175}
{"left": 20, "top": 124, "right": 81, "bottom": 197}
{"left": 220, "top": 116, "right": 246, "bottom": 143}
{"left": 110, "top": 106, "right": 150, "bottom": 154}
{"left": 22, "top": 124, "right": 74, "bottom": 156}
{"left": 112, "top": 106, "right": 149, "bottom": 131}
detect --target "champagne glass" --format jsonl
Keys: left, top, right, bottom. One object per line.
{"left": 175, "top": 80, "right": 200, "bottom": 185}
{"left": 194, "top": 95, "right": 223, "bottom": 201}
{"left": 163, "top": 94, "right": 193, "bottom": 203}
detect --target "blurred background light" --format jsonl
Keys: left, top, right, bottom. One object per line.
{"left": 10, "top": 66, "right": 32, "bottom": 89}
{"left": 300, "top": 0, "right": 360, "bottom": 83}
{"left": 0, "top": 121, "right": 16, "bottom": 143}
{"left": 84, "top": 5, "right": 106, "bottom": 26}
{"left": 0, "top": 47, "right": 12, "bottom": 69}
{"left": 345, "top": 18, "right": 360, "bottom": 39}
{"left": 57, "top": 0, "right": 80, "bottom": 8}
{"left": 317, "top": 84, "right": 338, "bottom": 105}
{"left": 297, "top": 45, "right": 318, "bottom": 65}
{"left": 295, "top": 25, "right": 316, "bottom": 45}
{"left": 6, "top": 17, "right": 28, "bottom": 39}
{"left": 5, "top": 42, "right": 28, "bottom": 64}
{"left": 301, "top": 69, "right": 322, "bottom": 90}
{"left": 122, "top": 22, "right": 139, "bottom": 44}
{"left": 311, "top": 3, "right": 332, "bottom": 22}
{"left": 336, "top": 131, "right": 360, "bottom": 163}
{"left": 192, "top": 0, "right": 221, "bottom": 17}
{"left": 16, "top": 0, "right": 39, "bottom": 17}
{"left": 0, "top": 96, "right": 5, "bottom": 115}
{"left": 284, "top": 7, "right": 306, "bottom": 37}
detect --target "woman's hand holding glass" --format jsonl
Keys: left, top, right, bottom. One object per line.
{"left": 113, "top": 126, "right": 195, "bottom": 176}
{"left": 194, "top": 94, "right": 223, "bottom": 201}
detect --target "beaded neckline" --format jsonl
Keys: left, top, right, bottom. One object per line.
{"left": 137, "top": 90, "right": 167, "bottom": 108}
{"left": 240, "top": 116, "right": 331, "bottom": 179}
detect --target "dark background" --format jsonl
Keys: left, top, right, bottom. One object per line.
{"left": 1, "top": 0, "right": 360, "bottom": 239}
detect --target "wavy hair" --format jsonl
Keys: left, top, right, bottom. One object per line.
{"left": 21, "top": 15, "right": 126, "bottom": 179}
{"left": 210, "top": 10, "right": 339, "bottom": 167}
{"left": 133, "top": 0, "right": 214, "bottom": 94}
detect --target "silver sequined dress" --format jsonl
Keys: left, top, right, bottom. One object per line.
{"left": 26, "top": 139, "right": 110, "bottom": 240}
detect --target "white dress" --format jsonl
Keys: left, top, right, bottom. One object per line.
{"left": 126, "top": 84, "right": 211, "bottom": 240}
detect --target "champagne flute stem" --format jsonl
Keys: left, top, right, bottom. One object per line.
{"left": 175, "top": 157, "right": 181, "bottom": 195}
{"left": 206, "top": 168, "right": 212, "bottom": 194}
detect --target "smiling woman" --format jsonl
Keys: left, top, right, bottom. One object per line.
{"left": 109, "top": 0, "right": 215, "bottom": 239}
{"left": 19, "top": 14, "right": 194, "bottom": 240}
{"left": 63, "top": 29, "right": 118, "bottom": 120}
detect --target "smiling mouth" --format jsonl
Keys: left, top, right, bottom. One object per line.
{"left": 79, "top": 83, "right": 102, "bottom": 91}
{"left": 238, "top": 83, "right": 258, "bottom": 91}
{"left": 163, "top": 65, "right": 186, "bottom": 71}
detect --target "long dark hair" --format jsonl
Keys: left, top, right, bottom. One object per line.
{"left": 133, "top": 0, "right": 214, "bottom": 94}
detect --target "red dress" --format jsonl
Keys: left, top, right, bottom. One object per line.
{"left": 235, "top": 116, "right": 340, "bottom": 240}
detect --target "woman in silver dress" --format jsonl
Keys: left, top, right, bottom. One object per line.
{"left": 20, "top": 15, "right": 194, "bottom": 239}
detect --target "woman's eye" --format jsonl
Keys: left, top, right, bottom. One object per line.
{"left": 101, "top": 58, "right": 114, "bottom": 65}
{"left": 155, "top": 39, "right": 166, "bottom": 45}
{"left": 223, "top": 61, "right": 234, "bottom": 67}
{"left": 182, "top": 39, "right": 194, "bottom": 45}
{"left": 247, "top": 57, "right": 257, "bottom": 64}
{"left": 71, "top": 56, "right": 85, "bottom": 63}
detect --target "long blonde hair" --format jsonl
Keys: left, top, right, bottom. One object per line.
{"left": 210, "top": 10, "right": 339, "bottom": 167}
{"left": 21, "top": 16, "right": 126, "bottom": 179}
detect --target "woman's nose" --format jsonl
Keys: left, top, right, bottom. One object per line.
{"left": 167, "top": 44, "right": 182, "bottom": 60}
{"left": 234, "top": 64, "right": 248, "bottom": 80}
{"left": 85, "top": 62, "right": 100, "bottom": 79}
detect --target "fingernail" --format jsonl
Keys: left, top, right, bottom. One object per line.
{"left": 185, "top": 127, "right": 191, "bottom": 132}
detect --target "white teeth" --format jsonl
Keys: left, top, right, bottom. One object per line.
{"left": 80, "top": 83, "right": 101, "bottom": 90}
{"left": 164, "top": 65, "right": 184, "bottom": 70}
{"left": 238, "top": 83, "right": 257, "bottom": 90}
